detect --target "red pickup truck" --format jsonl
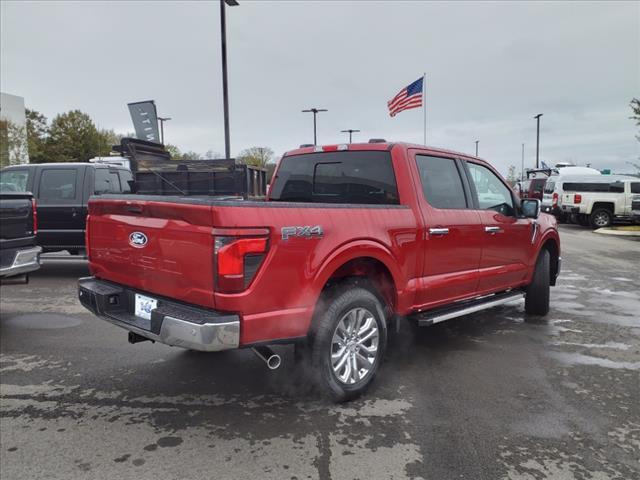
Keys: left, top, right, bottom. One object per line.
{"left": 78, "top": 142, "right": 560, "bottom": 401}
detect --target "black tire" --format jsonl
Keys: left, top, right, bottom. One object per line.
{"left": 590, "top": 208, "right": 612, "bottom": 229}
{"left": 309, "top": 284, "right": 387, "bottom": 402}
{"left": 525, "top": 249, "right": 550, "bottom": 316}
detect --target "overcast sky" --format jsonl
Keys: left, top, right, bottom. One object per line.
{"left": 1, "top": 0, "right": 639, "bottom": 174}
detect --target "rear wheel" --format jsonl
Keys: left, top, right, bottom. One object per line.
{"left": 309, "top": 285, "right": 387, "bottom": 402}
{"left": 590, "top": 209, "right": 612, "bottom": 228}
{"left": 525, "top": 249, "right": 550, "bottom": 317}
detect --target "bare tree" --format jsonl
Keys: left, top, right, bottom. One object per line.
{"left": 237, "top": 147, "right": 274, "bottom": 168}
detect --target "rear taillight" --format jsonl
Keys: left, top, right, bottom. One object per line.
{"left": 214, "top": 235, "right": 268, "bottom": 293}
{"left": 574, "top": 194, "right": 582, "bottom": 204}
{"left": 552, "top": 192, "right": 558, "bottom": 206}
{"left": 31, "top": 198, "right": 38, "bottom": 235}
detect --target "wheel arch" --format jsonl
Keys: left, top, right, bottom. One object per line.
{"left": 309, "top": 241, "right": 403, "bottom": 330}
{"left": 539, "top": 236, "right": 560, "bottom": 286}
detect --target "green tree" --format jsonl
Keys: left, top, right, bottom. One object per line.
{"left": 237, "top": 146, "right": 274, "bottom": 168}
{"left": 25, "top": 108, "right": 49, "bottom": 163}
{"left": 180, "top": 150, "right": 202, "bottom": 160}
{"left": 165, "top": 143, "right": 182, "bottom": 160}
{"left": 96, "top": 129, "right": 125, "bottom": 157}
{"left": 0, "top": 119, "right": 28, "bottom": 167}
{"left": 46, "top": 110, "right": 103, "bottom": 162}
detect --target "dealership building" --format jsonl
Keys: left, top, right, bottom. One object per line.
{"left": 0, "top": 92, "right": 29, "bottom": 166}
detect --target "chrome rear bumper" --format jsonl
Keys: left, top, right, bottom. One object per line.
{"left": 78, "top": 277, "right": 239, "bottom": 352}
{"left": 0, "top": 246, "right": 41, "bottom": 278}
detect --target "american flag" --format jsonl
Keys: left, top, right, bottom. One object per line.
{"left": 387, "top": 77, "right": 424, "bottom": 117}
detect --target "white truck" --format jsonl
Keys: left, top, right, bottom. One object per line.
{"left": 541, "top": 168, "right": 601, "bottom": 221}
{"left": 559, "top": 176, "right": 640, "bottom": 228}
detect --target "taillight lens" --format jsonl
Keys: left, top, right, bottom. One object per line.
{"left": 214, "top": 236, "right": 268, "bottom": 293}
{"left": 574, "top": 194, "right": 582, "bottom": 204}
{"left": 31, "top": 198, "right": 38, "bottom": 235}
{"left": 552, "top": 192, "right": 558, "bottom": 206}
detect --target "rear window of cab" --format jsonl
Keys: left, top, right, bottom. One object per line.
{"left": 270, "top": 151, "right": 399, "bottom": 205}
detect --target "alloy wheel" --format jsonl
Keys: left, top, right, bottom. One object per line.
{"left": 330, "top": 307, "right": 379, "bottom": 385}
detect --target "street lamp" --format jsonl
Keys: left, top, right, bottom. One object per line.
{"left": 534, "top": 113, "right": 543, "bottom": 169}
{"left": 158, "top": 116, "right": 171, "bottom": 145}
{"left": 475, "top": 140, "right": 479, "bottom": 157}
{"left": 340, "top": 129, "right": 360, "bottom": 143}
{"left": 521, "top": 143, "right": 525, "bottom": 182}
{"left": 302, "top": 108, "right": 328, "bottom": 145}
{"left": 220, "top": 0, "right": 239, "bottom": 159}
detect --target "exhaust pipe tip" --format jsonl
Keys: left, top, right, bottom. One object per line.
{"left": 252, "top": 346, "right": 281, "bottom": 370}
{"left": 267, "top": 354, "right": 281, "bottom": 370}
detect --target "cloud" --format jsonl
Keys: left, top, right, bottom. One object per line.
{"left": 1, "top": 0, "right": 638, "bottom": 174}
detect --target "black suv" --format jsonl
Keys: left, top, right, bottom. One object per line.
{"left": 0, "top": 163, "right": 132, "bottom": 255}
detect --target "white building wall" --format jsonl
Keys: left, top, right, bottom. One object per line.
{"left": 0, "top": 92, "right": 29, "bottom": 165}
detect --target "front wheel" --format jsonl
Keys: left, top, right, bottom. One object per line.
{"left": 309, "top": 285, "right": 387, "bottom": 402}
{"left": 525, "top": 249, "right": 550, "bottom": 316}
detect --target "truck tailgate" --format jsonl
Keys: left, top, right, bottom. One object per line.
{"left": 88, "top": 199, "right": 216, "bottom": 308}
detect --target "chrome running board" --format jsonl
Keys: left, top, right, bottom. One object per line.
{"left": 413, "top": 291, "right": 525, "bottom": 327}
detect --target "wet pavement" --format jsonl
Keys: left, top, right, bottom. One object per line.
{"left": 1, "top": 225, "right": 639, "bottom": 479}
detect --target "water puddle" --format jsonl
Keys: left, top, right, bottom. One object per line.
{"left": 550, "top": 351, "right": 640, "bottom": 370}
{"left": 550, "top": 341, "right": 630, "bottom": 350}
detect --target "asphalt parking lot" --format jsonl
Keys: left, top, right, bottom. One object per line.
{"left": 1, "top": 225, "right": 639, "bottom": 480}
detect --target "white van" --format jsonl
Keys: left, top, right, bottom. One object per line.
{"left": 541, "top": 167, "right": 601, "bottom": 220}
{"left": 559, "top": 176, "right": 640, "bottom": 227}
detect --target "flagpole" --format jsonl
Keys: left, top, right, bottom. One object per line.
{"left": 422, "top": 73, "right": 426, "bottom": 145}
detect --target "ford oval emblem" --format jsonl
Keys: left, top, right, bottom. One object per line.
{"left": 129, "top": 231, "right": 148, "bottom": 248}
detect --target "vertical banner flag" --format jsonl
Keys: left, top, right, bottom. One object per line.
{"left": 387, "top": 77, "right": 424, "bottom": 117}
{"left": 127, "top": 100, "right": 160, "bottom": 143}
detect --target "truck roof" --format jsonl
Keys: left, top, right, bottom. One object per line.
{"left": 2, "top": 162, "right": 129, "bottom": 170}
{"left": 284, "top": 142, "right": 482, "bottom": 162}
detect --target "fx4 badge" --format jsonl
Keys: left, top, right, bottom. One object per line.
{"left": 281, "top": 225, "right": 324, "bottom": 241}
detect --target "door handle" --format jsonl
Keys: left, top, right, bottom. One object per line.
{"left": 429, "top": 227, "right": 449, "bottom": 236}
{"left": 71, "top": 208, "right": 78, "bottom": 218}
{"left": 485, "top": 226, "right": 503, "bottom": 234}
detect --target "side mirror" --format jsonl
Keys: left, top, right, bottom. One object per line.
{"left": 521, "top": 198, "right": 541, "bottom": 219}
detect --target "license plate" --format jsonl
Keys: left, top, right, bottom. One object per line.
{"left": 134, "top": 293, "right": 158, "bottom": 320}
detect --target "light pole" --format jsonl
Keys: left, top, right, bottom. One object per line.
{"left": 475, "top": 140, "right": 479, "bottom": 157}
{"left": 534, "top": 113, "right": 543, "bottom": 169}
{"left": 341, "top": 129, "right": 360, "bottom": 143}
{"left": 220, "top": 0, "right": 239, "bottom": 159}
{"left": 158, "top": 116, "right": 171, "bottom": 145}
{"left": 521, "top": 143, "right": 525, "bottom": 182}
{"left": 302, "top": 108, "right": 327, "bottom": 145}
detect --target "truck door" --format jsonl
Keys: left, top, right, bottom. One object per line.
{"left": 463, "top": 160, "right": 533, "bottom": 293}
{"left": 34, "top": 166, "right": 85, "bottom": 251}
{"left": 409, "top": 152, "right": 484, "bottom": 308}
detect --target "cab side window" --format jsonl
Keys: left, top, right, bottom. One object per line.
{"left": 415, "top": 155, "right": 468, "bottom": 209}
{"left": 467, "top": 162, "right": 515, "bottom": 216}
{"left": 39, "top": 169, "right": 77, "bottom": 201}
{"left": 94, "top": 169, "right": 121, "bottom": 194}
{"left": 118, "top": 170, "right": 134, "bottom": 194}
